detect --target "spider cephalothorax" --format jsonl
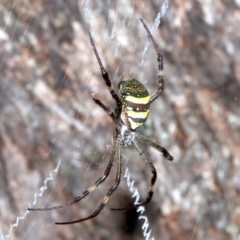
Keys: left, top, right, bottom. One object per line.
{"left": 28, "top": 19, "right": 174, "bottom": 225}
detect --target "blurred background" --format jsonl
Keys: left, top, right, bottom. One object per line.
{"left": 0, "top": 0, "right": 240, "bottom": 239}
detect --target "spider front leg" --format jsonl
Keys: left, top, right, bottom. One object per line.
{"left": 56, "top": 143, "right": 122, "bottom": 224}
{"left": 89, "top": 32, "right": 121, "bottom": 117}
{"left": 140, "top": 19, "right": 164, "bottom": 104}
{"left": 111, "top": 139, "right": 156, "bottom": 211}
{"left": 28, "top": 140, "right": 119, "bottom": 214}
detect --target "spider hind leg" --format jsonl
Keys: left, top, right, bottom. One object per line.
{"left": 92, "top": 97, "right": 115, "bottom": 120}
{"left": 89, "top": 32, "right": 121, "bottom": 117}
{"left": 140, "top": 19, "right": 164, "bottom": 104}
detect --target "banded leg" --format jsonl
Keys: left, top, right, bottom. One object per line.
{"left": 56, "top": 144, "right": 122, "bottom": 224}
{"left": 89, "top": 33, "right": 121, "bottom": 112}
{"left": 28, "top": 141, "right": 119, "bottom": 212}
{"left": 136, "top": 132, "right": 173, "bottom": 161}
{"left": 111, "top": 139, "right": 156, "bottom": 211}
{"left": 92, "top": 97, "right": 115, "bottom": 121}
{"left": 140, "top": 19, "right": 164, "bottom": 104}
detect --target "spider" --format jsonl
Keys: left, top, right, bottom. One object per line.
{"left": 28, "top": 19, "right": 173, "bottom": 225}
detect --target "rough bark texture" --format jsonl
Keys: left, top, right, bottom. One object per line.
{"left": 0, "top": 1, "right": 240, "bottom": 240}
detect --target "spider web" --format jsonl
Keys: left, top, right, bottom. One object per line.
{"left": 1, "top": 0, "right": 240, "bottom": 240}
{"left": 0, "top": 1, "right": 170, "bottom": 239}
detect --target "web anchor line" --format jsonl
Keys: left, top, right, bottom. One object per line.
{"left": 124, "top": 168, "right": 155, "bottom": 240}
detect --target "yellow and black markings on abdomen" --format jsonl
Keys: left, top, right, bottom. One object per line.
{"left": 119, "top": 79, "right": 151, "bottom": 130}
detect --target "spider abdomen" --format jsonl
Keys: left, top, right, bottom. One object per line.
{"left": 119, "top": 79, "right": 150, "bottom": 130}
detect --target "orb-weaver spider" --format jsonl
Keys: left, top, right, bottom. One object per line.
{"left": 28, "top": 19, "right": 174, "bottom": 225}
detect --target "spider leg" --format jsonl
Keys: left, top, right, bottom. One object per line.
{"left": 111, "top": 139, "right": 156, "bottom": 211}
{"left": 28, "top": 140, "right": 119, "bottom": 212}
{"left": 136, "top": 132, "right": 173, "bottom": 161}
{"left": 140, "top": 19, "right": 164, "bottom": 104}
{"left": 56, "top": 143, "right": 122, "bottom": 224}
{"left": 89, "top": 33, "right": 121, "bottom": 115}
{"left": 92, "top": 97, "right": 115, "bottom": 120}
